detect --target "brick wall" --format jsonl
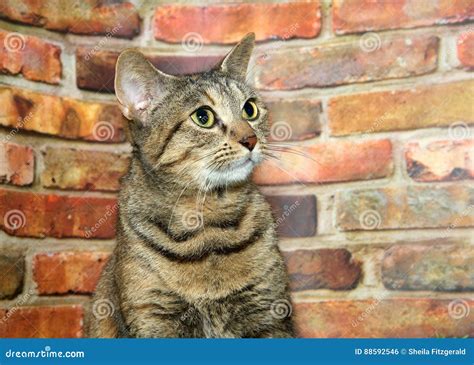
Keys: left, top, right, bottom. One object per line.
{"left": 0, "top": 0, "right": 473, "bottom": 338}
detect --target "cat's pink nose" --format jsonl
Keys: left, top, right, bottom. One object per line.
{"left": 239, "top": 134, "right": 257, "bottom": 151}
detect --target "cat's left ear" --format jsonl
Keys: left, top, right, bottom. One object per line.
{"left": 219, "top": 33, "right": 255, "bottom": 80}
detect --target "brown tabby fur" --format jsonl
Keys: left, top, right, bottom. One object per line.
{"left": 89, "top": 34, "right": 294, "bottom": 338}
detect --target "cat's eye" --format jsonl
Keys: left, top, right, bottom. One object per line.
{"left": 191, "top": 107, "right": 215, "bottom": 128}
{"left": 242, "top": 100, "right": 259, "bottom": 121}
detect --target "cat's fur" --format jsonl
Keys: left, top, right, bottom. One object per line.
{"left": 89, "top": 33, "right": 294, "bottom": 338}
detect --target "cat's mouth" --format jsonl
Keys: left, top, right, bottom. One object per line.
{"left": 203, "top": 153, "right": 260, "bottom": 189}
{"left": 230, "top": 156, "right": 253, "bottom": 169}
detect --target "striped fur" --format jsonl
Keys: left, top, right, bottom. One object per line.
{"left": 89, "top": 34, "right": 294, "bottom": 338}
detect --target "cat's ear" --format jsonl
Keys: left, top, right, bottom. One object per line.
{"left": 219, "top": 33, "right": 255, "bottom": 80}
{"left": 114, "top": 49, "right": 173, "bottom": 121}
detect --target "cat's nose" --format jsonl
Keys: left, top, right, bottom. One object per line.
{"left": 239, "top": 134, "right": 257, "bottom": 151}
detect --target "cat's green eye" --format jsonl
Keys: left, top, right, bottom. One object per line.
{"left": 191, "top": 107, "right": 215, "bottom": 128}
{"left": 242, "top": 100, "right": 259, "bottom": 121}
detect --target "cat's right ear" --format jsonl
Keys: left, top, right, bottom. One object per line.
{"left": 114, "top": 49, "right": 173, "bottom": 122}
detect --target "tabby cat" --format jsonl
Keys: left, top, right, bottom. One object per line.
{"left": 89, "top": 33, "right": 294, "bottom": 338}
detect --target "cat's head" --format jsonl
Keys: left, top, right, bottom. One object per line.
{"left": 115, "top": 33, "right": 268, "bottom": 191}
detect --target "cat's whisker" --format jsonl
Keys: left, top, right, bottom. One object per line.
{"left": 261, "top": 151, "right": 281, "bottom": 162}
{"left": 264, "top": 146, "right": 322, "bottom": 165}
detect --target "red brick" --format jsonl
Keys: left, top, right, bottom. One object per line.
{"left": 154, "top": 2, "right": 321, "bottom": 44}
{"left": 0, "top": 29, "right": 61, "bottom": 84}
{"left": 0, "top": 142, "right": 34, "bottom": 186}
{"left": 265, "top": 195, "right": 316, "bottom": 238}
{"left": 336, "top": 185, "right": 474, "bottom": 231}
{"left": 457, "top": 31, "right": 474, "bottom": 69}
{"left": 283, "top": 249, "right": 361, "bottom": 291}
{"left": 329, "top": 80, "right": 474, "bottom": 135}
{"left": 294, "top": 299, "right": 474, "bottom": 338}
{"left": 254, "top": 35, "right": 438, "bottom": 90}
{"left": 382, "top": 244, "right": 474, "bottom": 291}
{"left": 33, "top": 252, "right": 110, "bottom": 295}
{"left": 0, "top": 189, "right": 117, "bottom": 238}
{"left": 42, "top": 147, "right": 130, "bottom": 192}
{"left": 76, "top": 48, "right": 222, "bottom": 92}
{"left": 0, "top": 1, "right": 140, "bottom": 38}
{"left": 0, "top": 254, "right": 24, "bottom": 299}
{"left": 266, "top": 99, "right": 322, "bottom": 141}
{"left": 0, "top": 305, "right": 83, "bottom": 338}
{"left": 253, "top": 139, "right": 393, "bottom": 185}
{"left": 333, "top": 0, "right": 474, "bottom": 34}
{"left": 406, "top": 140, "right": 473, "bottom": 182}
{"left": 0, "top": 86, "right": 125, "bottom": 142}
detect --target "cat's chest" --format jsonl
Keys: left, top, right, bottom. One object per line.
{"left": 156, "top": 242, "right": 272, "bottom": 302}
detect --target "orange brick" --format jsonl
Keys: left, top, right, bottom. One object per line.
{"left": 0, "top": 305, "right": 83, "bottom": 338}
{"left": 42, "top": 147, "right": 130, "bottom": 192}
{"left": 333, "top": 0, "right": 474, "bottom": 34}
{"left": 406, "top": 140, "right": 474, "bottom": 182}
{"left": 33, "top": 252, "right": 110, "bottom": 295}
{"left": 0, "top": 86, "right": 125, "bottom": 142}
{"left": 254, "top": 35, "right": 438, "bottom": 90}
{"left": 382, "top": 244, "right": 474, "bottom": 291}
{"left": 154, "top": 2, "right": 321, "bottom": 44}
{"left": 284, "top": 249, "right": 361, "bottom": 291}
{"left": 0, "top": 189, "right": 117, "bottom": 238}
{"left": 0, "top": 142, "right": 34, "bottom": 186}
{"left": 295, "top": 299, "right": 474, "bottom": 338}
{"left": 253, "top": 139, "right": 393, "bottom": 185}
{"left": 329, "top": 80, "right": 474, "bottom": 135}
{"left": 0, "top": 30, "right": 61, "bottom": 84}
{"left": 0, "top": 1, "right": 140, "bottom": 38}
{"left": 336, "top": 185, "right": 474, "bottom": 231}
{"left": 458, "top": 31, "right": 474, "bottom": 69}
